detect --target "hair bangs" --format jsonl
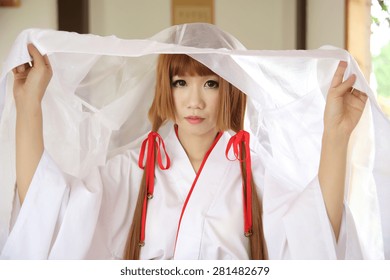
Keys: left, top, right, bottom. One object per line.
{"left": 169, "top": 54, "right": 215, "bottom": 77}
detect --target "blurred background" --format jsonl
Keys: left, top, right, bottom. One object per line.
{"left": 0, "top": 0, "right": 389, "bottom": 115}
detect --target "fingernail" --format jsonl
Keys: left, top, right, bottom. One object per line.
{"left": 339, "top": 61, "right": 347, "bottom": 67}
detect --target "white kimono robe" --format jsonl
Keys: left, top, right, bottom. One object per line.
{"left": 2, "top": 126, "right": 340, "bottom": 259}
{"left": 0, "top": 23, "right": 388, "bottom": 259}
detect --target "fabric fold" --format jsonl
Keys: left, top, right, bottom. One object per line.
{"left": 0, "top": 23, "right": 388, "bottom": 259}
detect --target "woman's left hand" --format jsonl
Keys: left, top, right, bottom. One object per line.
{"left": 323, "top": 61, "right": 368, "bottom": 138}
{"left": 319, "top": 61, "right": 368, "bottom": 240}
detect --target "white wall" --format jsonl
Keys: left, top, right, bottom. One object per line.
{"left": 89, "top": 0, "right": 297, "bottom": 50}
{"left": 0, "top": 0, "right": 58, "bottom": 71}
{"left": 306, "top": 0, "right": 345, "bottom": 49}
{"left": 89, "top": 0, "right": 171, "bottom": 39}
{"left": 215, "top": 0, "right": 296, "bottom": 50}
{"left": 0, "top": 0, "right": 347, "bottom": 70}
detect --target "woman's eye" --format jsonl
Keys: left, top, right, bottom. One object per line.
{"left": 172, "top": 80, "right": 186, "bottom": 87}
{"left": 205, "top": 80, "right": 219, "bottom": 89}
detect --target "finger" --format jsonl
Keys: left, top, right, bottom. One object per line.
{"left": 12, "top": 63, "right": 30, "bottom": 75}
{"left": 350, "top": 87, "right": 359, "bottom": 97}
{"left": 27, "top": 43, "right": 46, "bottom": 68}
{"left": 330, "top": 61, "right": 348, "bottom": 88}
{"left": 16, "top": 64, "right": 26, "bottom": 73}
{"left": 12, "top": 66, "right": 31, "bottom": 84}
{"left": 346, "top": 96, "right": 367, "bottom": 115}
{"left": 331, "top": 74, "right": 356, "bottom": 98}
{"left": 345, "top": 89, "right": 368, "bottom": 109}
{"left": 13, "top": 67, "right": 31, "bottom": 81}
{"left": 352, "top": 89, "right": 368, "bottom": 104}
{"left": 42, "top": 54, "right": 51, "bottom": 67}
{"left": 12, "top": 65, "right": 24, "bottom": 75}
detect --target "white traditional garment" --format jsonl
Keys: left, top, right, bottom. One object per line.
{"left": 0, "top": 23, "right": 389, "bottom": 259}
{"left": 0, "top": 126, "right": 340, "bottom": 259}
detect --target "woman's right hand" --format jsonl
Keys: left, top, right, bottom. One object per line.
{"left": 13, "top": 44, "right": 51, "bottom": 204}
{"left": 13, "top": 44, "right": 52, "bottom": 108}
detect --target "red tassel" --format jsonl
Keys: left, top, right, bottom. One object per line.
{"left": 138, "top": 132, "right": 170, "bottom": 245}
{"left": 225, "top": 130, "right": 253, "bottom": 237}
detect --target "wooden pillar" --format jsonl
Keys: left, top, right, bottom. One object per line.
{"left": 346, "top": 0, "right": 371, "bottom": 80}
{"left": 296, "top": 0, "right": 307, "bottom": 49}
{"left": 57, "top": 0, "right": 89, "bottom": 33}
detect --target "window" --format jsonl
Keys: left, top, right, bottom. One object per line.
{"left": 347, "top": 0, "right": 390, "bottom": 117}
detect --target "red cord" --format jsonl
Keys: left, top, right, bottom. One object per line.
{"left": 225, "top": 130, "right": 253, "bottom": 237}
{"left": 138, "top": 131, "right": 171, "bottom": 245}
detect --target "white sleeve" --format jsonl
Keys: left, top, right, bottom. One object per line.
{"left": 334, "top": 203, "right": 364, "bottom": 259}
{"left": 336, "top": 198, "right": 384, "bottom": 260}
{"left": 263, "top": 171, "right": 380, "bottom": 260}
{"left": 254, "top": 152, "right": 337, "bottom": 259}
{"left": 285, "top": 178, "right": 337, "bottom": 259}
{"left": 271, "top": 176, "right": 338, "bottom": 259}
{"left": 281, "top": 177, "right": 366, "bottom": 259}
{"left": 0, "top": 150, "right": 103, "bottom": 259}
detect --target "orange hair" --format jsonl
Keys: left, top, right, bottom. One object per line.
{"left": 124, "top": 54, "right": 267, "bottom": 259}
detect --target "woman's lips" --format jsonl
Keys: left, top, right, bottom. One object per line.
{"left": 185, "top": 116, "right": 204, "bottom": 124}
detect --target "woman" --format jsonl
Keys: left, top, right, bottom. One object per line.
{"left": 0, "top": 23, "right": 387, "bottom": 259}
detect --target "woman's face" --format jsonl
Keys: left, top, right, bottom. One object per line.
{"left": 172, "top": 74, "right": 220, "bottom": 138}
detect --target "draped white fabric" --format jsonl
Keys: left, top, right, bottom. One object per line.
{"left": 0, "top": 23, "right": 389, "bottom": 259}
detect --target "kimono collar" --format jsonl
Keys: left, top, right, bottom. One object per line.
{"left": 137, "top": 127, "right": 254, "bottom": 247}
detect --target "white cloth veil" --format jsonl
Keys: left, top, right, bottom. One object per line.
{"left": 0, "top": 23, "right": 389, "bottom": 259}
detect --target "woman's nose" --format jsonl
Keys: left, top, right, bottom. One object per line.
{"left": 187, "top": 86, "right": 204, "bottom": 109}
